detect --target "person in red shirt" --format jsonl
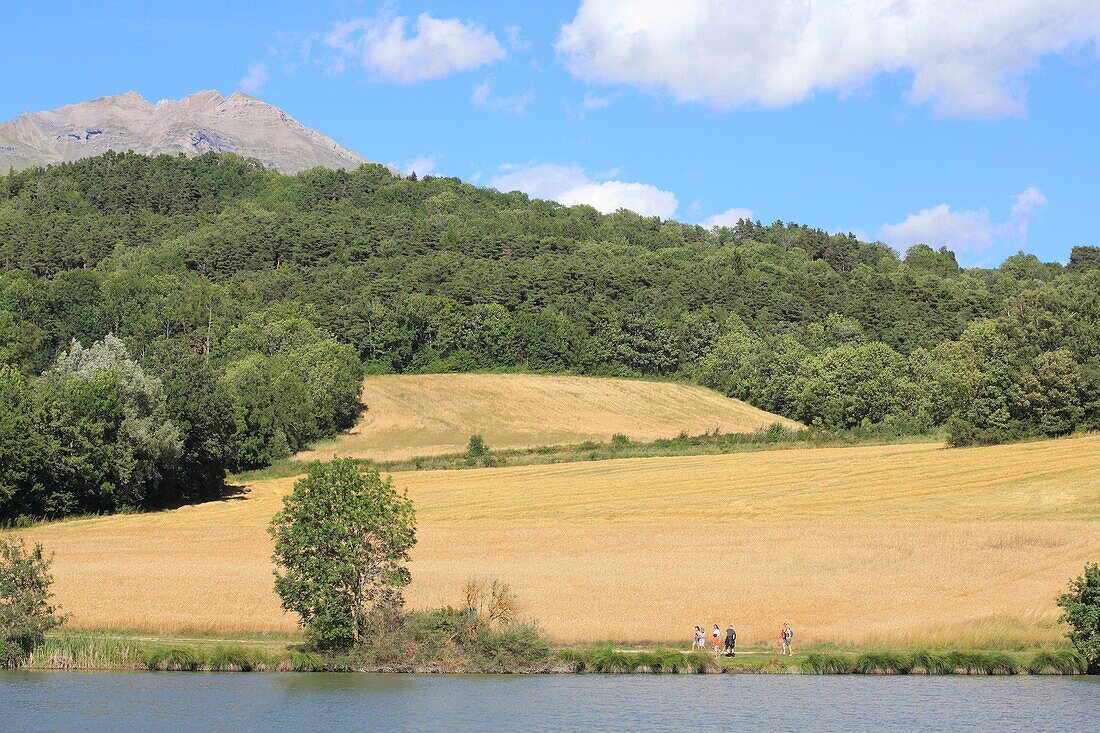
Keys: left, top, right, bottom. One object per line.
{"left": 778, "top": 623, "right": 794, "bottom": 655}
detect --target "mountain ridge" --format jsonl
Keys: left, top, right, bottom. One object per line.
{"left": 0, "top": 90, "right": 370, "bottom": 174}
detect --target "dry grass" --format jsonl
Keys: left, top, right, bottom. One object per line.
{"left": 295, "top": 373, "right": 800, "bottom": 461}
{"left": 11, "top": 434, "right": 1100, "bottom": 645}
{"left": 411, "top": 520, "right": 1097, "bottom": 646}
{"left": 395, "top": 438, "right": 1100, "bottom": 522}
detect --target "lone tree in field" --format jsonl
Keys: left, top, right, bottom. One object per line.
{"left": 0, "top": 538, "right": 66, "bottom": 666}
{"left": 463, "top": 434, "right": 497, "bottom": 467}
{"left": 1057, "top": 562, "right": 1100, "bottom": 673}
{"left": 269, "top": 459, "right": 416, "bottom": 650}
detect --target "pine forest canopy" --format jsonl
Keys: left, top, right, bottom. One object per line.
{"left": 0, "top": 151, "right": 1098, "bottom": 520}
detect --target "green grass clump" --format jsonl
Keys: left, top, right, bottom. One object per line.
{"left": 584, "top": 646, "right": 638, "bottom": 673}
{"left": 1024, "top": 650, "right": 1088, "bottom": 675}
{"left": 944, "top": 651, "right": 1018, "bottom": 675}
{"left": 853, "top": 652, "right": 914, "bottom": 674}
{"left": 142, "top": 647, "right": 199, "bottom": 672}
{"left": 655, "top": 649, "right": 718, "bottom": 674}
{"left": 909, "top": 651, "right": 955, "bottom": 674}
{"left": 289, "top": 652, "right": 325, "bottom": 672}
{"left": 203, "top": 645, "right": 273, "bottom": 672}
{"left": 796, "top": 652, "right": 855, "bottom": 674}
{"left": 140, "top": 644, "right": 286, "bottom": 672}
{"left": 555, "top": 648, "right": 586, "bottom": 671}
{"left": 622, "top": 650, "right": 661, "bottom": 672}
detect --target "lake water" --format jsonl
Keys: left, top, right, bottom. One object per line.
{"left": 3, "top": 672, "right": 1097, "bottom": 732}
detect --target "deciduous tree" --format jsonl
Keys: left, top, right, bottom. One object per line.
{"left": 269, "top": 460, "right": 416, "bottom": 649}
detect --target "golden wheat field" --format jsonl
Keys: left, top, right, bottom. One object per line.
{"left": 294, "top": 373, "right": 800, "bottom": 462}
{"left": 13, "top": 434, "right": 1100, "bottom": 645}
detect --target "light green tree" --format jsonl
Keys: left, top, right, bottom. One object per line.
{"left": 45, "top": 335, "right": 182, "bottom": 506}
{"left": 269, "top": 460, "right": 416, "bottom": 650}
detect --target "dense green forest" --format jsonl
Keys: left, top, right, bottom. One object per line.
{"left": 1, "top": 152, "right": 1097, "bottom": 520}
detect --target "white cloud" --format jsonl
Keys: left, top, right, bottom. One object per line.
{"left": 1008, "top": 186, "right": 1048, "bottom": 239}
{"left": 879, "top": 205, "right": 997, "bottom": 256}
{"left": 488, "top": 162, "right": 678, "bottom": 218}
{"left": 238, "top": 62, "right": 269, "bottom": 93}
{"left": 557, "top": 1, "right": 1100, "bottom": 117}
{"left": 389, "top": 156, "right": 437, "bottom": 177}
{"left": 577, "top": 92, "right": 617, "bottom": 120}
{"left": 324, "top": 12, "right": 505, "bottom": 83}
{"left": 490, "top": 163, "right": 590, "bottom": 201}
{"left": 581, "top": 92, "right": 613, "bottom": 110}
{"left": 878, "top": 187, "right": 1048, "bottom": 261}
{"left": 505, "top": 25, "right": 531, "bottom": 52}
{"left": 559, "top": 181, "right": 678, "bottom": 218}
{"left": 701, "top": 207, "right": 754, "bottom": 228}
{"left": 472, "top": 79, "right": 535, "bottom": 114}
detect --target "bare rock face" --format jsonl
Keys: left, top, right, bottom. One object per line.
{"left": 0, "top": 90, "right": 369, "bottom": 174}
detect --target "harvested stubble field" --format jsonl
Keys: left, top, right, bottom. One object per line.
{"left": 14, "top": 434, "right": 1100, "bottom": 646}
{"left": 294, "top": 373, "right": 801, "bottom": 462}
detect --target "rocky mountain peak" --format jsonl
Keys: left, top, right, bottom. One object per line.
{"left": 0, "top": 90, "right": 369, "bottom": 174}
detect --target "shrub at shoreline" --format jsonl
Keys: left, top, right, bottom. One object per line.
{"left": 1, "top": 537, "right": 65, "bottom": 668}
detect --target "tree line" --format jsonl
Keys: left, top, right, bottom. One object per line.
{"left": 1, "top": 151, "right": 1098, "bottom": 519}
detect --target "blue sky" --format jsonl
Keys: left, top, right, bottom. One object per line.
{"left": 5, "top": 1, "right": 1100, "bottom": 265}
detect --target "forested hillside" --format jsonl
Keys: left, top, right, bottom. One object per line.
{"left": 1, "top": 152, "right": 1098, "bottom": 520}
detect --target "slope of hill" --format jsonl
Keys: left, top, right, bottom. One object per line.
{"left": 0, "top": 91, "right": 368, "bottom": 173}
{"left": 15, "top": 434, "right": 1100, "bottom": 643}
{"left": 1, "top": 153, "right": 1098, "bottom": 522}
{"left": 295, "top": 374, "right": 801, "bottom": 461}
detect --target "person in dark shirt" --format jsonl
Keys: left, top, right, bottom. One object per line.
{"left": 724, "top": 624, "right": 736, "bottom": 657}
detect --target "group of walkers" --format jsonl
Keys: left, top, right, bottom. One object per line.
{"left": 693, "top": 624, "right": 737, "bottom": 657}
{"left": 692, "top": 622, "right": 795, "bottom": 658}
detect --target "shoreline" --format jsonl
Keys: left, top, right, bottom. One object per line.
{"left": 12, "top": 633, "right": 1093, "bottom": 676}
